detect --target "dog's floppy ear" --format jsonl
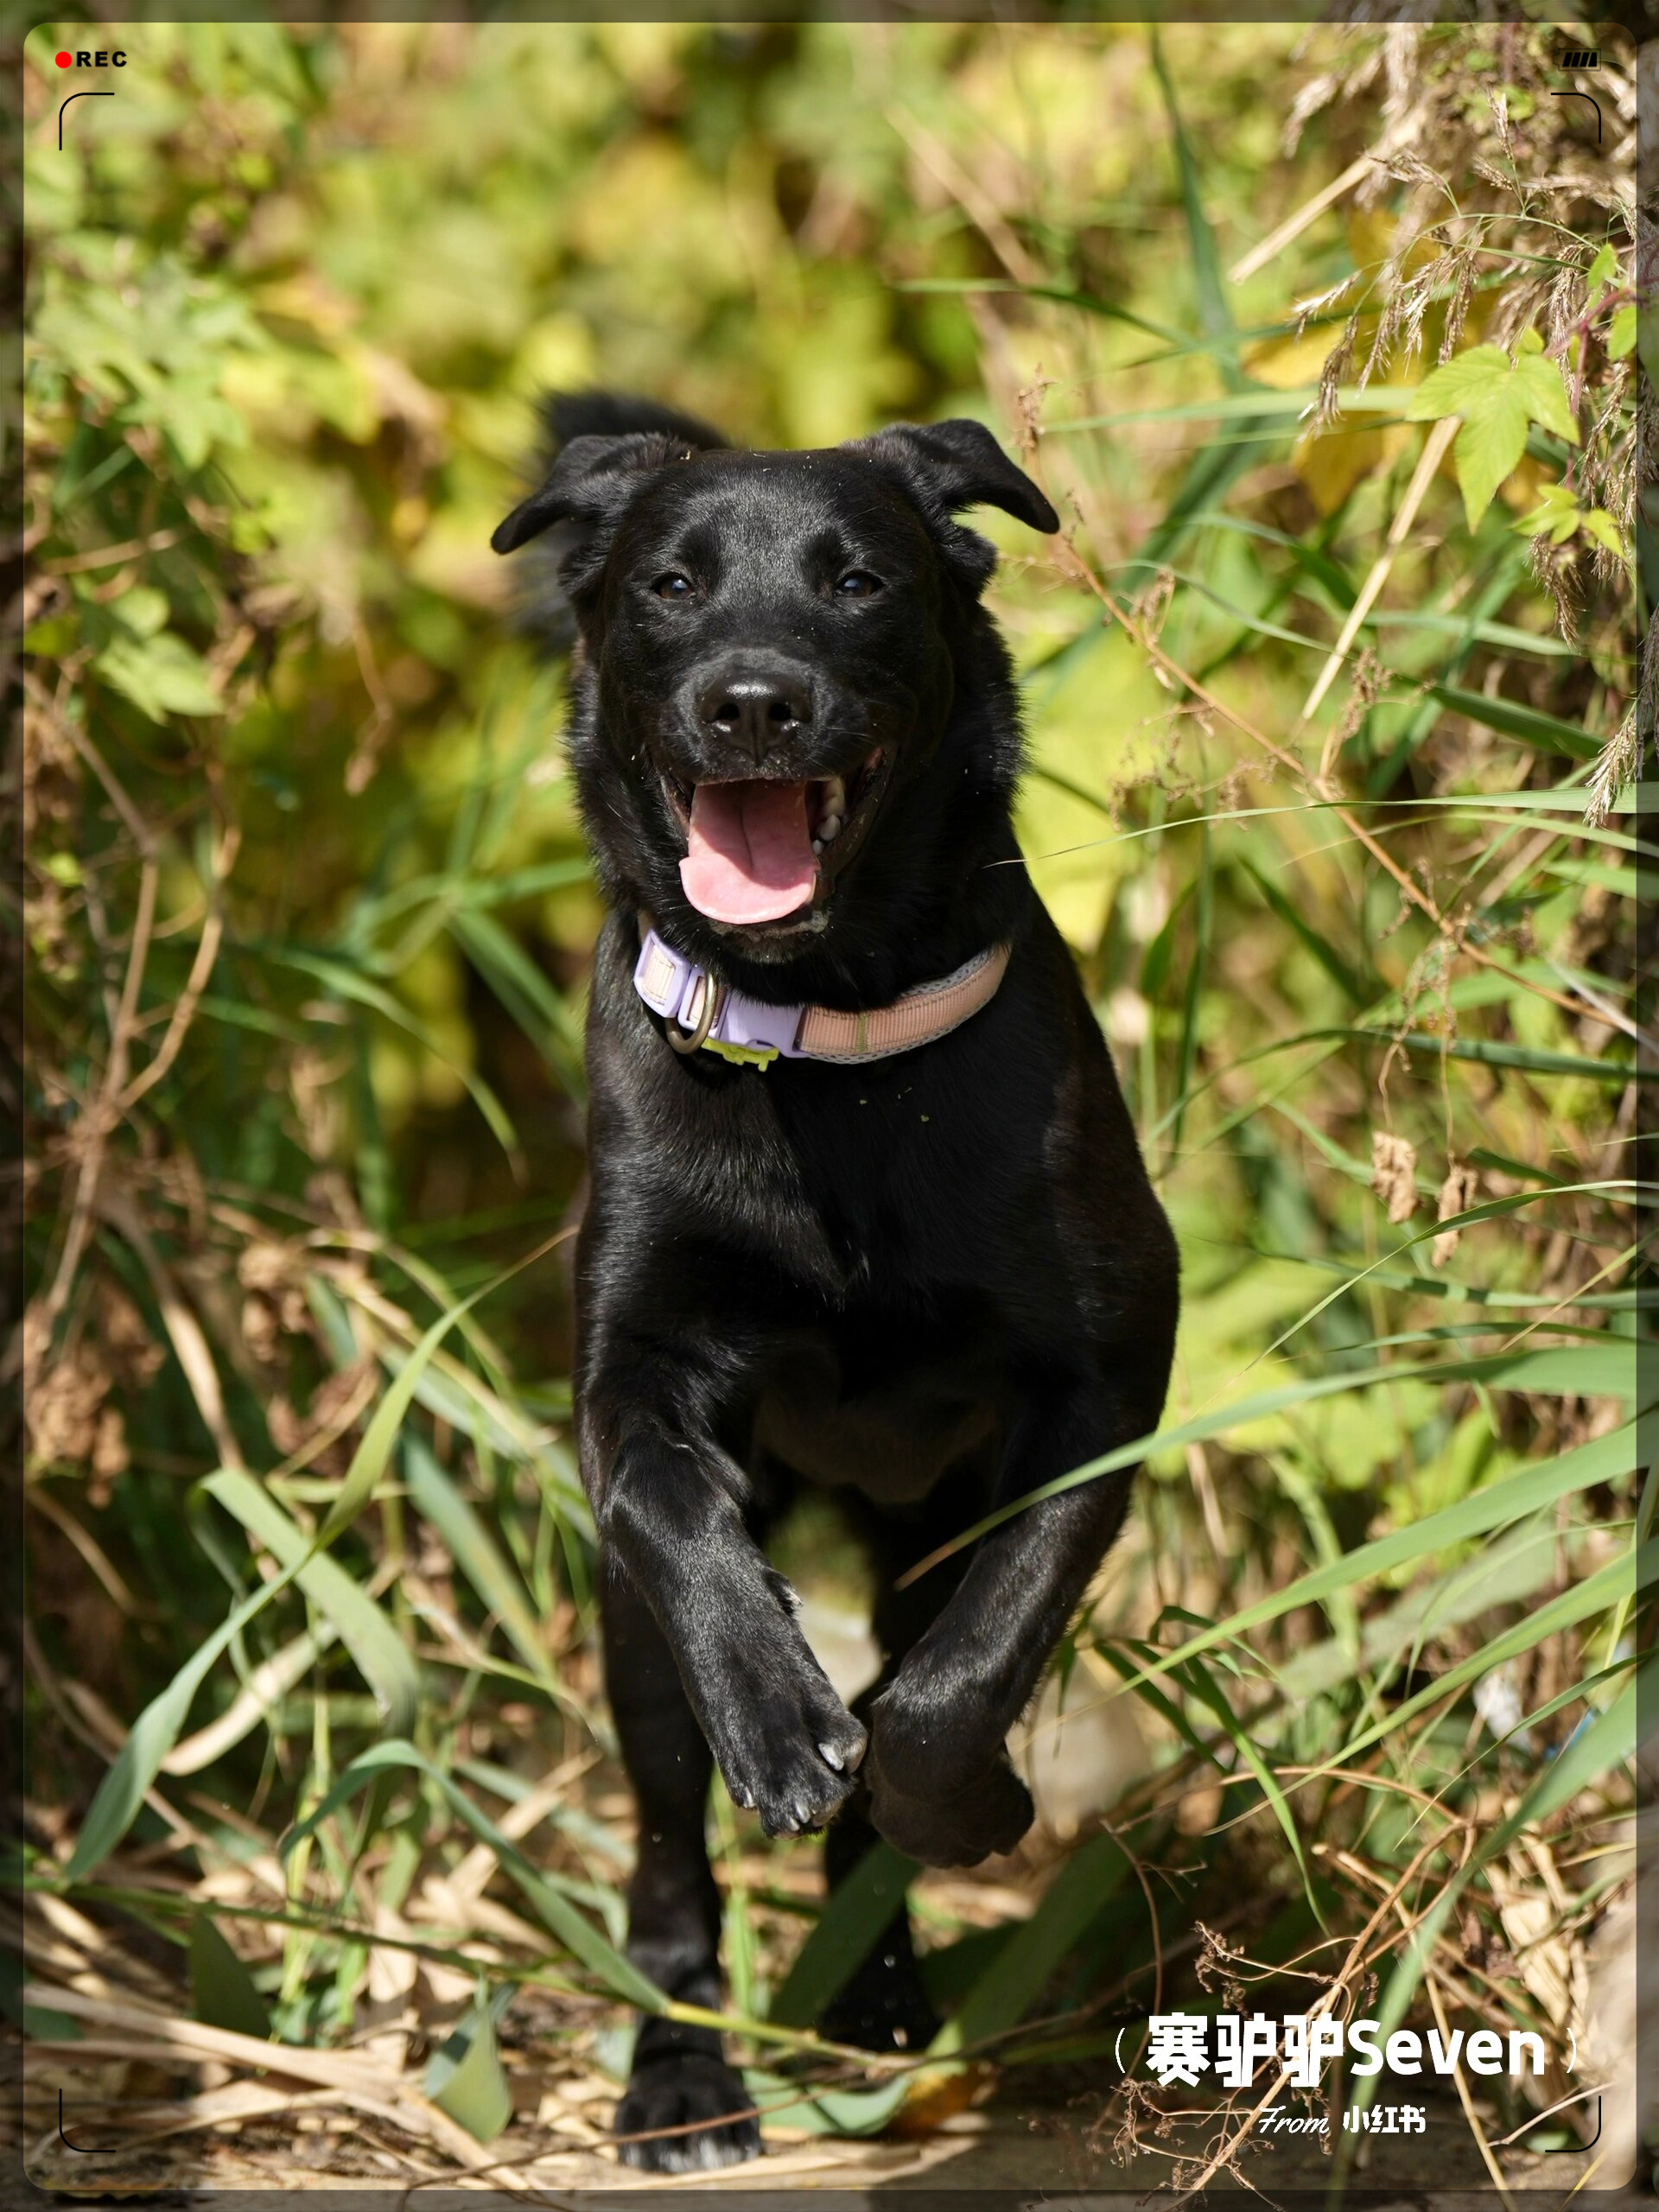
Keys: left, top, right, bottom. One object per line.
{"left": 493, "top": 393, "right": 727, "bottom": 613}
{"left": 492, "top": 431, "right": 686, "bottom": 560}
{"left": 852, "top": 420, "right": 1059, "bottom": 533}
{"left": 845, "top": 418, "right": 1059, "bottom": 593}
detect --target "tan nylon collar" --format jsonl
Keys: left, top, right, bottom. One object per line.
{"left": 633, "top": 915, "right": 1010, "bottom": 1070}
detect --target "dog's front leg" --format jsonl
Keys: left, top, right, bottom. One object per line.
{"left": 590, "top": 1406, "right": 867, "bottom": 1838}
{"left": 865, "top": 1379, "right": 1147, "bottom": 1867}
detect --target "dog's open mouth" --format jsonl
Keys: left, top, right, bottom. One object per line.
{"left": 662, "top": 750, "right": 887, "bottom": 925}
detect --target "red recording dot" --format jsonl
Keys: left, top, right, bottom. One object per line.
{"left": 55, "top": 51, "right": 73, "bottom": 67}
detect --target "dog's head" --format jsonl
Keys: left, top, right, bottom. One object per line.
{"left": 493, "top": 411, "right": 1058, "bottom": 964}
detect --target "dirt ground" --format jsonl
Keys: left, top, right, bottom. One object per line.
{"left": 12, "top": 2051, "right": 1629, "bottom": 2206}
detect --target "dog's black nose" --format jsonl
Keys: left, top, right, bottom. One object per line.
{"left": 697, "top": 664, "right": 813, "bottom": 766}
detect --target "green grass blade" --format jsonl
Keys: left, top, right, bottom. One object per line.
{"left": 901, "top": 1410, "right": 1649, "bottom": 1664}
{"left": 401, "top": 1435, "right": 561, "bottom": 1696}
{"left": 280, "top": 1740, "right": 661, "bottom": 2008}
{"left": 1149, "top": 29, "right": 1238, "bottom": 385}
{"left": 262, "top": 944, "right": 523, "bottom": 1164}
{"left": 67, "top": 1249, "right": 549, "bottom": 1878}
{"left": 900, "top": 1374, "right": 1645, "bottom": 1593}
{"left": 938, "top": 1832, "right": 1128, "bottom": 2056}
{"left": 769, "top": 1840, "right": 918, "bottom": 2030}
{"left": 1330, "top": 1540, "right": 1652, "bottom": 1768}
{"left": 1175, "top": 1655, "right": 1326, "bottom": 1928}
{"left": 1342, "top": 1659, "right": 1651, "bottom": 2167}
{"left": 66, "top": 1534, "right": 304, "bottom": 1880}
{"left": 448, "top": 907, "right": 588, "bottom": 1107}
{"left": 201, "top": 1469, "right": 420, "bottom": 1738}
{"left": 1171, "top": 819, "right": 1212, "bottom": 1148}
{"left": 1241, "top": 856, "right": 1365, "bottom": 1001}
{"left": 1429, "top": 684, "right": 1601, "bottom": 761}
{"left": 318, "top": 1255, "right": 538, "bottom": 1548}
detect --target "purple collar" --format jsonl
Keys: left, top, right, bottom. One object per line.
{"left": 632, "top": 926, "right": 1011, "bottom": 1071}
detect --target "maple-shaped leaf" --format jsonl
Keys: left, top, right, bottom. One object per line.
{"left": 1408, "top": 330, "right": 1580, "bottom": 531}
{"left": 1514, "top": 482, "right": 1581, "bottom": 545}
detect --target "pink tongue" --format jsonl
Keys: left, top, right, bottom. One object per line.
{"left": 681, "top": 780, "right": 818, "bottom": 924}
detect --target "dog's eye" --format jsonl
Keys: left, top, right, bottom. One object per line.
{"left": 834, "top": 570, "right": 882, "bottom": 599}
{"left": 652, "top": 573, "right": 695, "bottom": 600}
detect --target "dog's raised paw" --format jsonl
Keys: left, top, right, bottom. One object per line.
{"left": 714, "top": 1663, "right": 867, "bottom": 1838}
{"left": 615, "top": 2055, "right": 761, "bottom": 2173}
{"left": 865, "top": 1741, "right": 1033, "bottom": 1868}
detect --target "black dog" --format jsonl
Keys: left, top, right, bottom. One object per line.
{"left": 493, "top": 394, "right": 1179, "bottom": 2171}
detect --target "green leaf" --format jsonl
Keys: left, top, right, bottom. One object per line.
{"left": 190, "top": 1916, "right": 271, "bottom": 2041}
{"left": 427, "top": 1996, "right": 514, "bottom": 2143}
{"left": 109, "top": 587, "right": 169, "bottom": 639}
{"left": 1406, "top": 345, "right": 1510, "bottom": 421}
{"left": 1512, "top": 344, "right": 1580, "bottom": 444}
{"left": 1513, "top": 482, "right": 1581, "bottom": 546}
{"left": 1581, "top": 509, "right": 1627, "bottom": 560}
{"left": 1583, "top": 243, "right": 1618, "bottom": 306}
{"left": 1407, "top": 340, "right": 1578, "bottom": 528}
{"left": 1608, "top": 302, "right": 1637, "bottom": 359}
{"left": 741, "top": 2064, "right": 911, "bottom": 2140}
{"left": 94, "top": 632, "right": 224, "bottom": 721}
{"left": 1451, "top": 388, "right": 1529, "bottom": 531}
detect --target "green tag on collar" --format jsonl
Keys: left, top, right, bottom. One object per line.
{"left": 702, "top": 1038, "right": 779, "bottom": 1071}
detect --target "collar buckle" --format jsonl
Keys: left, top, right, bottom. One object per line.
{"left": 664, "top": 970, "right": 724, "bottom": 1054}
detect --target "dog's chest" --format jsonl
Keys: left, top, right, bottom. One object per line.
{"left": 656, "top": 1071, "right": 974, "bottom": 1296}
{"left": 750, "top": 1336, "right": 999, "bottom": 1503}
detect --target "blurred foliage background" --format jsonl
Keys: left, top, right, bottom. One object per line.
{"left": 17, "top": 19, "right": 1650, "bottom": 2191}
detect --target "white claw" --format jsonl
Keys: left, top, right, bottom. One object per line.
{"left": 819, "top": 1741, "right": 844, "bottom": 1771}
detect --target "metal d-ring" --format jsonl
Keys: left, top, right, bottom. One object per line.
{"left": 666, "top": 974, "right": 723, "bottom": 1054}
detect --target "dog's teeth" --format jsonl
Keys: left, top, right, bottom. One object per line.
{"left": 823, "top": 774, "right": 845, "bottom": 812}
{"left": 812, "top": 837, "right": 823, "bottom": 854}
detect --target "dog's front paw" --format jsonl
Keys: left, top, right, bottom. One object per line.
{"left": 711, "top": 1651, "right": 867, "bottom": 1839}
{"left": 615, "top": 2055, "right": 761, "bottom": 2172}
{"left": 865, "top": 1729, "right": 1033, "bottom": 1868}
